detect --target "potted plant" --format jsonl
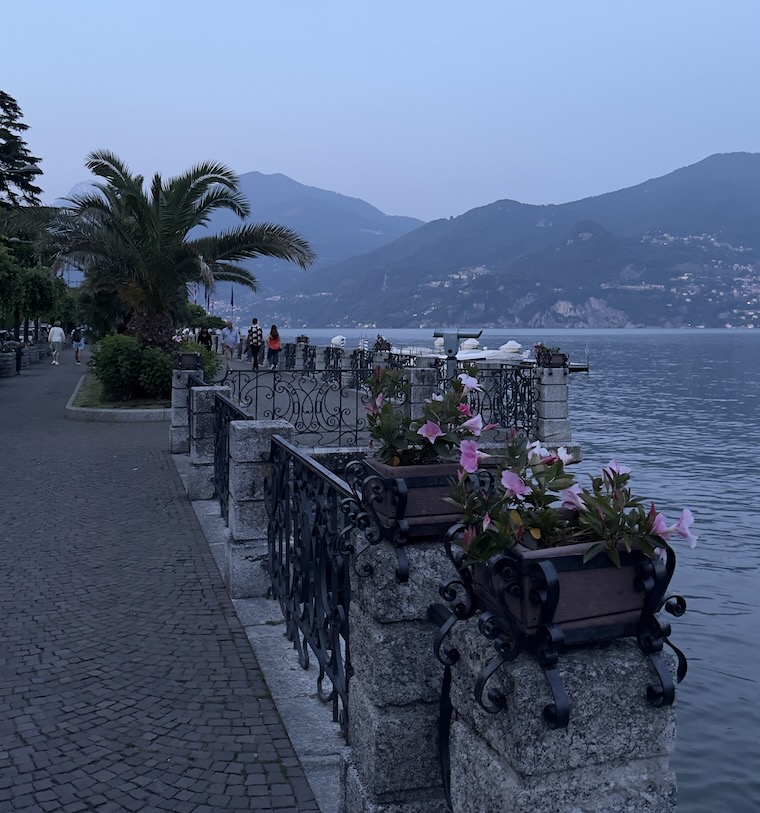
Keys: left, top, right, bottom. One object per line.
{"left": 354, "top": 366, "right": 490, "bottom": 542}
{"left": 437, "top": 433, "right": 694, "bottom": 725}
{"left": 533, "top": 342, "right": 568, "bottom": 367}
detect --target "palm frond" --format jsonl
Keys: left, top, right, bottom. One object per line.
{"left": 190, "top": 222, "right": 316, "bottom": 268}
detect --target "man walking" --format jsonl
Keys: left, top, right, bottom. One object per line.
{"left": 48, "top": 321, "right": 66, "bottom": 365}
{"left": 247, "top": 317, "right": 263, "bottom": 370}
{"left": 71, "top": 326, "right": 85, "bottom": 365}
{"left": 220, "top": 320, "right": 240, "bottom": 370}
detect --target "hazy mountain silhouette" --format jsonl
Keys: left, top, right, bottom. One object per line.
{"left": 270, "top": 153, "right": 760, "bottom": 328}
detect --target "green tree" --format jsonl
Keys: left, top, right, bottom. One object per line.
{"left": 48, "top": 151, "right": 315, "bottom": 347}
{"left": 0, "top": 91, "right": 42, "bottom": 208}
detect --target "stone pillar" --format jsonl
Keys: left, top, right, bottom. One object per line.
{"left": 187, "top": 385, "right": 229, "bottom": 500}
{"left": 225, "top": 419, "right": 295, "bottom": 598}
{"left": 404, "top": 363, "right": 440, "bottom": 423}
{"left": 534, "top": 366, "right": 572, "bottom": 447}
{"left": 447, "top": 622, "right": 677, "bottom": 813}
{"left": 170, "top": 369, "right": 199, "bottom": 453}
{"left": 340, "top": 539, "right": 457, "bottom": 813}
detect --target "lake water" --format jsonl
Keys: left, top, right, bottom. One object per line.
{"left": 295, "top": 327, "right": 760, "bottom": 811}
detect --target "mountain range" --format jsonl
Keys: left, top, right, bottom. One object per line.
{"left": 246, "top": 152, "right": 760, "bottom": 329}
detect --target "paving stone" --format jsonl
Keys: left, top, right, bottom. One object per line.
{"left": 0, "top": 360, "right": 318, "bottom": 811}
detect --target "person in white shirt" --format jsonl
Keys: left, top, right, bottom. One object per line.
{"left": 220, "top": 320, "right": 240, "bottom": 370}
{"left": 47, "top": 321, "right": 66, "bottom": 365}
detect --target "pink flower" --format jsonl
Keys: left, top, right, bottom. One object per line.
{"left": 375, "top": 393, "right": 384, "bottom": 408}
{"left": 459, "top": 440, "right": 488, "bottom": 473}
{"left": 604, "top": 460, "right": 631, "bottom": 477}
{"left": 483, "top": 512, "right": 492, "bottom": 530}
{"left": 526, "top": 440, "right": 550, "bottom": 462}
{"left": 458, "top": 373, "right": 482, "bottom": 393}
{"left": 673, "top": 508, "right": 698, "bottom": 548}
{"left": 557, "top": 446, "right": 573, "bottom": 465}
{"left": 460, "top": 414, "right": 483, "bottom": 437}
{"left": 559, "top": 483, "right": 585, "bottom": 511}
{"left": 417, "top": 421, "right": 444, "bottom": 444}
{"left": 500, "top": 469, "right": 532, "bottom": 500}
{"left": 650, "top": 508, "right": 698, "bottom": 549}
{"left": 461, "top": 526, "right": 476, "bottom": 549}
{"left": 458, "top": 402, "right": 472, "bottom": 417}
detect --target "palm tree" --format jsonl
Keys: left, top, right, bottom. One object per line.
{"left": 48, "top": 150, "right": 315, "bottom": 345}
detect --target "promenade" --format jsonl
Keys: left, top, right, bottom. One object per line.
{"left": 0, "top": 354, "right": 319, "bottom": 812}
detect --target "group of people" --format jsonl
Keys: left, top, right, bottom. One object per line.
{"left": 47, "top": 321, "right": 85, "bottom": 366}
{"left": 201, "top": 318, "right": 281, "bottom": 371}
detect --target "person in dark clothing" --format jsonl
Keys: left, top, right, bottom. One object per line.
{"left": 198, "top": 327, "right": 212, "bottom": 351}
{"left": 248, "top": 318, "right": 263, "bottom": 370}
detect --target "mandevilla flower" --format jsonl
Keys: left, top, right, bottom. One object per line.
{"left": 604, "top": 460, "right": 632, "bottom": 476}
{"left": 559, "top": 483, "right": 585, "bottom": 511}
{"left": 459, "top": 440, "right": 489, "bottom": 473}
{"left": 458, "top": 373, "right": 482, "bottom": 393}
{"left": 417, "top": 421, "right": 444, "bottom": 444}
{"left": 460, "top": 414, "right": 483, "bottom": 437}
{"left": 652, "top": 508, "right": 698, "bottom": 549}
{"left": 500, "top": 469, "right": 532, "bottom": 500}
{"left": 458, "top": 402, "right": 472, "bottom": 417}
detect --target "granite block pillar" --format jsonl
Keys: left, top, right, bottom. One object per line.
{"left": 186, "top": 385, "right": 229, "bottom": 500}
{"left": 339, "top": 539, "right": 458, "bottom": 813}
{"left": 535, "top": 366, "right": 573, "bottom": 448}
{"left": 170, "top": 369, "right": 201, "bottom": 453}
{"left": 447, "top": 621, "right": 677, "bottom": 813}
{"left": 225, "top": 419, "right": 295, "bottom": 598}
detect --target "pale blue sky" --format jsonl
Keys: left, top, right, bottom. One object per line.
{"left": 3, "top": 0, "right": 759, "bottom": 221}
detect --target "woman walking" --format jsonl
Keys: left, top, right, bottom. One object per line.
{"left": 266, "top": 325, "right": 281, "bottom": 370}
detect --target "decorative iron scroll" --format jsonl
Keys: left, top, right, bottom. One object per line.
{"left": 349, "top": 349, "right": 375, "bottom": 389}
{"left": 212, "top": 392, "right": 250, "bottom": 520}
{"left": 218, "top": 368, "right": 372, "bottom": 447}
{"left": 438, "top": 361, "right": 538, "bottom": 438}
{"left": 323, "top": 346, "right": 343, "bottom": 384}
{"left": 264, "top": 435, "right": 362, "bottom": 741}
{"left": 432, "top": 530, "right": 688, "bottom": 730}
{"left": 386, "top": 351, "right": 416, "bottom": 370}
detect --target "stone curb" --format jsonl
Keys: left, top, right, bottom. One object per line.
{"left": 65, "top": 375, "right": 172, "bottom": 422}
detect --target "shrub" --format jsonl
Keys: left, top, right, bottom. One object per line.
{"left": 139, "top": 347, "right": 173, "bottom": 399}
{"left": 90, "top": 335, "right": 143, "bottom": 401}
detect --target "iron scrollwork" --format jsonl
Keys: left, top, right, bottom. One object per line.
{"left": 264, "top": 435, "right": 356, "bottom": 741}
{"left": 432, "top": 530, "right": 688, "bottom": 729}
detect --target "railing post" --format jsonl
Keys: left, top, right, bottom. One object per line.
{"left": 187, "top": 385, "right": 230, "bottom": 500}
{"left": 225, "top": 419, "right": 295, "bottom": 598}
{"left": 340, "top": 538, "right": 458, "bottom": 813}
{"left": 534, "top": 366, "right": 573, "bottom": 447}
{"left": 403, "top": 362, "right": 440, "bottom": 423}
{"left": 446, "top": 620, "right": 677, "bottom": 812}
{"left": 170, "top": 369, "right": 197, "bottom": 453}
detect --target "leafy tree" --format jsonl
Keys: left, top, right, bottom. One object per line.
{"left": 48, "top": 151, "right": 315, "bottom": 347}
{"left": 0, "top": 91, "right": 42, "bottom": 208}
{"left": 17, "top": 267, "right": 54, "bottom": 323}
{"left": 183, "top": 302, "right": 226, "bottom": 330}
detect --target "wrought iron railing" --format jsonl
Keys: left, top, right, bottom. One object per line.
{"left": 438, "top": 361, "right": 538, "bottom": 438}
{"left": 213, "top": 392, "right": 251, "bottom": 520}
{"left": 217, "top": 368, "right": 371, "bottom": 447}
{"left": 265, "top": 435, "right": 355, "bottom": 740}
{"left": 349, "top": 349, "right": 375, "bottom": 388}
{"left": 323, "top": 346, "right": 344, "bottom": 383}
{"left": 386, "top": 351, "right": 416, "bottom": 370}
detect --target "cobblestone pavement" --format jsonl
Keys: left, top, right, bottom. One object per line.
{"left": 0, "top": 355, "right": 320, "bottom": 812}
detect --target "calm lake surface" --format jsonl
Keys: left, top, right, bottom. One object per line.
{"left": 295, "top": 327, "right": 760, "bottom": 812}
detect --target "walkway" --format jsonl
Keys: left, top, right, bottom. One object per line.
{"left": 0, "top": 354, "right": 319, "bottom": 812}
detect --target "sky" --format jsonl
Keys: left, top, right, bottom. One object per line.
{"left": 3, "top": 0, "right": 760, "bottom": 222}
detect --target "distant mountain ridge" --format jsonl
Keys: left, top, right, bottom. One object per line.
{"left": 269, "top": 152, "right": 760, "bottom": 329}
{"left": 206, "top": 171, "right": 423, "bottom": 304}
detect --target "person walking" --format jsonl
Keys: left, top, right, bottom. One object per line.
{"left": 220, "top": 320, "right": 240, "bottom": 370}
{"left": 198, "top": 327, "right": 212, "bottom": 351}
{"left": 266, "top": 324, "right": 281, "bottom": 370}
{"left": 248, "top": 318, "right": 263, "bottom": 370}
{"left": 48, "top": 321, "right": 66, "bottom": 365}
{"left": 71, "top": 326, "right": 85, "bottom": 365}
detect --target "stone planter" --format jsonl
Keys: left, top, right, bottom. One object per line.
{"left": 362, "top": 458, "right": 461, "bottom": 541}
{"left": 469, "top": 542, "right": 649, "bottom": 642}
